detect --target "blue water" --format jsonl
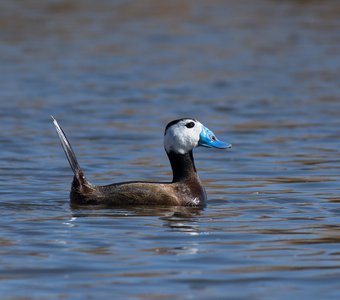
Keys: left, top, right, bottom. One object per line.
{"left": 1, "top": 0, "right": 340, "bottom": 299}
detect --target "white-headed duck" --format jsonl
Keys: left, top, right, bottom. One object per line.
{"left": 52, "top": 117, "right": 231, "bottom": 207}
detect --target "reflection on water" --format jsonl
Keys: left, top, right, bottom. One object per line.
{"left": 1, "top": 0, "right": 340, "bottom": 299}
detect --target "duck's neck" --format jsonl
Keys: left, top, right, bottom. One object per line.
{"left": 167, "top": 150, "right": 197, "bottom": 183}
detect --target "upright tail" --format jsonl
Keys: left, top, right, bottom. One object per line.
{"left": 52, "top": 116, "right": 89, "bottom": 188}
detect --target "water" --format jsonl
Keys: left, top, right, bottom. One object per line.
{"left": 1, "top": 0, "right": 340, "bottom": 299}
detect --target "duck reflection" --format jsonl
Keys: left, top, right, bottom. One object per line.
{"left": 69, "top": 205, "right": 203, "bottom": 256}
{"left": 70, "top": 204, "right": 202, "bottom": 220}
{"left": 159, "top": 208, "right": 202, "bottom": 235}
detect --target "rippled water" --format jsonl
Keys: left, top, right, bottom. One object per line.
{"left": 1, "top": 0, "right": 340, "bottom": 299}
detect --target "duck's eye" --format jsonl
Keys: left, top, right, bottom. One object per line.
{"left": 185, "top": 122, "right": 195, "bottom": 128}
{"left": 211, "top": 135, "right": 216, "bottom": 141}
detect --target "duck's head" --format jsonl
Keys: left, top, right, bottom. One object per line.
{"left": 164, "top": 118, "right": 231, "bottom": 155}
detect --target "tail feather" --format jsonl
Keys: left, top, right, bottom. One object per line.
{"left": 52, "top": 117, "right": 96, "bottom": 199}
{"left": 52, "top": 116, "right": 82, "bottom": 176}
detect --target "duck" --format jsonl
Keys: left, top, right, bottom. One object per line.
{"left": 52, "top": 117, "right": 231, "bottom": 207}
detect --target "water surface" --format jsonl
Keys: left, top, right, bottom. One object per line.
{"left": 0, "top": 0, "right": 340, "bottom": 299}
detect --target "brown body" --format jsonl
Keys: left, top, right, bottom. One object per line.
{"left": 70, "top": 151, "right": 206, "bottom": 207}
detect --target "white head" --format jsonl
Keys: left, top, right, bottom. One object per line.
{"left": 164, "top": 118, "right": 231, "bottom": 155}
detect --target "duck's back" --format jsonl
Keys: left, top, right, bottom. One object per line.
{"left": 70, "top": 178, "right": 206, "bottom": 207}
